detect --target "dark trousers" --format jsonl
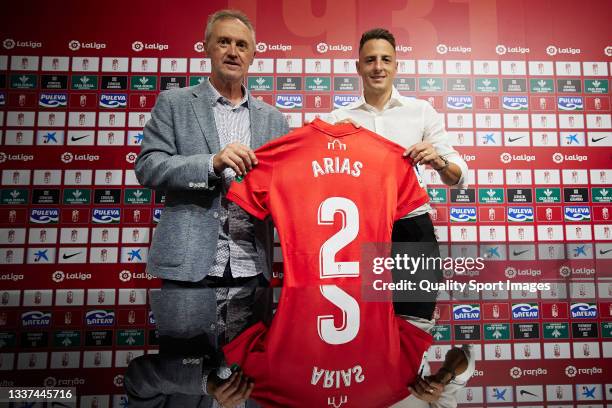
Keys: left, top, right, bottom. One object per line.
{"left": 391, "top": 213, "right": 442, "bottom": 320}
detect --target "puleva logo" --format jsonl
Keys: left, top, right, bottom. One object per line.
{"left": 275, "top": 95, "right": 302, "bottom": 109}
{"left": 512, "top": 303, "right": 539, "bottom": 319}
{"left": 502, "top": 96, "right": 528, "bottom": 110}
{"left": 508, "top": 207, "right": 534, "bottom": 222}
{"left": 39, "top": 93, "right": 67, "bottom": 108}
{"left": 447, "top": 96, "right": 473, "bottom": 109}
{"left": 564, "top": 206, "right": 591, "bottom": 221}
{"left": 100, "top": 94, "right": 127, "bottom": 108}
{"left": 570, "top": 303, "right": 597, "bottom": 318}
{"left": 153, "top": 208, "right": 163, "bottom": 223}
{"left": 21, "top": 311, "right": 52, "bottom": 327}
{"left": 453, "top": 304, "right": 480, "bottom": 320}
{"left": 30, "top": 208, "right": 59, "bottom": 223}
{"left": 92, "top": 208, "right": 121, "bottom": 224}
{"left": 558, "top": 97, "right": 583, "bottom": 111}
{"left": 85, "top": 310, "right": 115, "bottom": 326}
{"left": 449, "top": 207, "right": 477, "bottom": 222}
{"left": 333, "top": 95, "right": 359, "bottom": 109}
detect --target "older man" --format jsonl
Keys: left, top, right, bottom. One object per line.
{"left": 127, "top": 9, "right": 288, "bottom": 407}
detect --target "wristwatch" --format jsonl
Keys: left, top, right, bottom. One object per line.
{"left": 434, "top": 156, "right": 449, "bottom": 172}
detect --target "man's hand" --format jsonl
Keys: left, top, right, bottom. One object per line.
{"left": 403, "top": 142, "right": 444, "bottom": 169}
{"left": 207, "top": 370, "right": 254, "bottom": 408}
{"left": 408, "top": 375, "right": 445, "bottom": 403}
{"left": 213, "top": 142, "right": 258, "bottom": 176}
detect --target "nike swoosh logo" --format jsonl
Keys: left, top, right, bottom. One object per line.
{"left": 520, "top": 390, "right": 537, "bottom": 397}
{"left": 71, "top": 135, "right": 90, "bottom": 141}
{"left": 600, "top": 249, "right": 612, "bottom": 254}
{"left": 591, "top": 136, "right": 607, "bottom": 142}
{"left": 508, "top": 136, "right": 525, "bottom": 142}
{"left": 513, "top": 249, "right": 530, "bottom": 256}
{"left": 62, "top": 252, "right": 82, "bottom": 259}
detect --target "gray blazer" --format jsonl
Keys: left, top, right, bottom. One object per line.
{"left": 135, "top": 81, "right": 289, "bottom": 282}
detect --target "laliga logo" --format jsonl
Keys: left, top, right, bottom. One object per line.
{"left": 552, "top": 152, "right": 564, "bottom": 164}
{"left": 3, "top": 38, "right": 15, "bottom": 49}
{"left": 44, "top": 377, "right": 57, "bottom": 387}
{"left": 132, "top": 41, "right": 144, "bottom": 52}
{"left": 0, "top": 152, "right": 6, "bottom": 163}
{"left": 194, "top": 41, "right": 205, "bottom": 53}
{"left": 500, "top": 152, "right": 512, "bottom": 164}
{"left": 114, "top": 375, "right": 124, "bottom": 387}
{"left": 565, "top": 365, "right": 577, "bottom": 378}
{"left": 52, "top": 271, "right": 65, "bottom": 283}
{"left": 510, "top": 367, "right": 522, "bottom": 379}
{"left": 559, "top": 265, "right": 571, "bottom": 277}
{"left": 119, "top": 270, "right": 132, "bottom": 282}
{"left": 68, "top": 40, "right": 81, "bottom": 51}
{"left": 256, "top": 42, "right": 267, "bottom": 52}
{"left": 316, "top": 42, "right": 329, "bottom": 53}
{"left": 605, "top": 46, "right": 612, "bottom": 57}
{"left": 504, "top": 267, "right": 517, "bottom": 279}
{"left": 61, "top": 152, "right": 74, "bottom": 163}
{"left": 495, "top": 45, "right": 507, "bottom": 55}
{"left": 436, "top": 44, "right": 448, "bottom": 55}
{"left": 126, "top": 152, "right": 138, "bottom": 164}
{"left": 546, "top": 45, "right": 558, "bottom": 56}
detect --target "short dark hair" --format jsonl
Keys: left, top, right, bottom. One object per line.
{"left": 359, "top": 28, "right": 396, "bottom": 51}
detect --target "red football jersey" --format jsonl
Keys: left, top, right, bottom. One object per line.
{"left": 224, "top": 119, "right": 432, "bottom": 408}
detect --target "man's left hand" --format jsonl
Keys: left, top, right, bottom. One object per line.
{"left": 403, "top": 142, "right": 444, "bottom": 169}
{"left": 408, "top": 375, "right": 445, "bottom": 403}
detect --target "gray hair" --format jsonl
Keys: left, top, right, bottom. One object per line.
{"left": 205, "top": 9, "right": 256, "bottom": 45}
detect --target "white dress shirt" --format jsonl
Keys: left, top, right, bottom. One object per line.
{"left": 328, "top": 87, "right": 468, "bottom": 218}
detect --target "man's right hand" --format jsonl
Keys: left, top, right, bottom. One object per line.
{"left": 207, "top": 369, "right": 254, "bottom": 408}
{"left": 213, "top": 142, "right": 258, "bottom": 177}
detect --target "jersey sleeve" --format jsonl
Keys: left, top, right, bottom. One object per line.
{"left": 393, "top": 155, "right": 430, "bottom": 220}
{"left": 226, "top": 145, "right": 275, "bottom": 220}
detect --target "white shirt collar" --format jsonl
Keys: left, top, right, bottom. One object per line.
{"left": 349, "top": 86, "right": 405, "bottom": 112}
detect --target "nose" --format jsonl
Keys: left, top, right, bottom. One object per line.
{"left": 227, "top": 41, "right": 238, "bottom": 56}
{"left": 373, "top": 58, "right": 383, "bottom": 70}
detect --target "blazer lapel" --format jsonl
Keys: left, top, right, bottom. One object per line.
{"left": 249, "top": 97, "right": 267, "bottom": 149}
{"left": 191, "top": 82, "right": 221, "bottom": 153}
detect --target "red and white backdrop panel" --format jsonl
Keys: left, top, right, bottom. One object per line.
{"left": 0, "top": 0, "right": 610, "bottom": 405}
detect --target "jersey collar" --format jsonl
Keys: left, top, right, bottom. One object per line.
{"left": 310, "top": 118, "right": 361, "bottom": 137}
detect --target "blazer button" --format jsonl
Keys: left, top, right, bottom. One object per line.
{"left": 213, "top": 211, "right": 219, "bottom": 219}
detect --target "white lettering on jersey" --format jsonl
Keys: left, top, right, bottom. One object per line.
{"left": 311, "top": 365, "right": 365, "bottom": 389}
{"left": 312, "top": 157, "right": 363, "bottom": 178}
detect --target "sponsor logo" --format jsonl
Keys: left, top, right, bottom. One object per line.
{"left": 570, "top": 303, "right": 597, "bottom": 318}
{"left": 447, "top": 96, "right": 472, "bottom": 109}
{"left": 564, "top": 206, "right": 591, "bottom": 221}
{"left": 21, "top": 311, "right": 52, "bottom": 327}
{"left": 546, "top": 45, "right": 581, "bottom": 56}
{"left": 565, "top": 365, "right": 602, "bottom": 377}
{"left": 60, "top": 152, "right": 99, "bottom": 163}
{"left": 453, "top": 304, "right": 480, "bottom": 320}
{"left": 316, "top": 42, "right": 352, "bottom": 53}
{"left": 255, "top": 42, "right": 292, "bottom": 52}
{"left": 30, "top": 208, "right": 59, "bottom": 223}
{"left": 552, "top": 153, "right": 587, "bottom": 163}
{"left": 119, "top": 270, "right": 154, "bottom": 282}
{"left": 495, "top": 44, "right": 529, "bottom": 55}
{"left": 436, "top": 44, "right": 471, "bottom": 54}
{"left": 461, "top": 154, "right": 476, "bottom": 162}
{"left": 0, "top": 153, "right": 34, "bottom": 162}
{"left": 502, "top": 96, "right": 528, "bottom": 110}
{"left": 193, "top": 41, "right": 205, "bottom": 52}
{"left": 510, "top": 367, "right": 547, "bottom": 379}
{"left": 3, "top": 38, "right": 42, "bottom": 49}
{"left": 449, "top": 207, "right": 477, "bottom": 222}
{"left": 500, "top": 153, "right": 535, "bottom": 163}
{"left": 275, "top": 94, "right": 303, "bottom": 109}
{"left": 85, "top": 310, "right": 115, "bottom": 326}
{"left": 333, "top": 95, "right": 359, "bottom": 109}
{"left": 132, "top": 41, "right": 168, "bottom": 52}
{"left": 92, "top": 208, "right": 121, "bottom": 224}
{"left": 68, "top": 40, "right": 106, "bottom": 51}
{"left": 508, "top": 207, "right": 534, "bottom": 222}
{"left": 39, "top": 93, "right": 68, "bottom": 108}
{"left": 52, "top": 270, "right": 91, "bottom": 282}
{"left": 0, "top": 273, "right": 24, "bottom": 281}
{"left": 512, "top": 303, "right": 539, "bottom": 319}
{"left": 558, "top": 96, "right": 583, "bottom": 110}
{"left": 504, "top": 267, "right": 541, "bottom": 278}
{"left": 395, "top": 45, "right": 413, "bottom": 53}
{"left": 100, "top": 93, "right": 127, "bottom": 108}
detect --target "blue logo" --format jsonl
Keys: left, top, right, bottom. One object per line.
{"left": 100, "top": 93, "right": 128, "bottom": 108}
{"left": 85, "top": 310, "right": 115, "bottom": 326}
{"left": 481, "top": 133, "right": 499, "bottom": 145}
{"left": 492, "top": 387, "right": 508, "bottom": 401}
{"left": 153, "top": 208, "right": 163, "bottom": 223}
{"left": 485, "top": 246, "right": 501, "bottom": 258}
{"left": 502, "top": 96, "right": 528, "bottom": 110}
{"left": 564, "top": 133, "right": 581, "bottom": 145}
{"left": 446, "top": 96, "right": 472, "bottom": 110}
{"left": 275, "top": 94, "right": 303, "bottom": 109}
{"left": 92, "top": 208, "right": 121, "bottom": 223}
{"left": 512, "top": 303, "right": 539, "bottom": 319}
{"left": 0, "top": 92, "right": 6, "bottom": 106}
{"left": 564, "top": 206, "right": 591, "bottom": 221}
{"left": 149, "top": 311, "right": 156, "bottom": 325}
{"left": 333, "top": 95, "right": 359, "bottom": 109}
{"left": 449, "top": 207, "right": 476, "bottom": 222}
{"left": 21, "top": 311, "right": 52, "bottom": 327}
{"left": 507, "top": 207, "right": 534, "bottom": 222}
{"left": 453, "top": 304, "right": 480, "bottom": 320}
{"left": 580, "top": 385, "right": 596, "bottom": 399}
{"left": 37, "top": 130, "right": 64, "bottom": 144}
{"left": 570, "top": 303, "right": 597, "bottom": 318}
{"left": 572, "top": 244, "right": 589, "bottom": 257}
{"left": 558, "top": 97, "right": 583, "bottom": 111}
{"left": 39, "top": 92, "right": 68, "bottom": 108}
{"left": 30, "top": 208, "right": 59, "bottom": 223}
